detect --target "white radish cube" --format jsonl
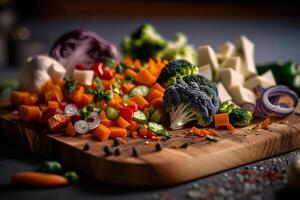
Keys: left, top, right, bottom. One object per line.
{"left": 217, "top": 42, "right": 236, "bottom": 62}
{"left": 260, "top": 70, "right": 276, "bottom": 85}
{"left": 198, "top": 64, "right": 212, "bottom": 81}
{"left": 219, "top": 68, "right": 244, "bottom": 88}
{"left": 221, "top": 56, "right": 241, "bottom": 72}
{"left": 236, "top": 36, "right": 256, "bottom": 78}
{"left": 244, "top": 75, "right": 275, "bottom": 91}
{"left": 228, "top": 85, "right": 257, "bottom": 105}
{"left": 48, "top": 63, "right": 66, "bottom": 83}
{"left": 72, "top": 69, "right": 94, "bottom": 86}
{"left": 216, "top": 82, "right": 232, "bottom": 102}
{"left": 198, "top": 45, "right": 219, "bottom": 74}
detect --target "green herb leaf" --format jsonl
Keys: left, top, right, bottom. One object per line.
{"left": 79, "top": 108, "right": 90, "bottom": 120}
{"left": 206, "top": 136, "right": 218, "bottom": 142}
{"left": 95, "top": 77, "right": 103, "bottom": 91}
{"left": 93, "top": 107, "right": 102, "bottom": 113}
{"left": 64, "top": 77, "right": 77, "bottom": 94}
{"left": 85, "top": 88, "right": 94, "bottom": 94}
{"left": 180, "top": 142, "right": 189, "bottom": 148}
{"left": 125, "top": 75, "right": 134, "bottom": 82}
{"left": 86, "top": 102, "right": 95, "bottom": 111}
{"left": 103, "top": 90, "right": 113, "bottom": 101}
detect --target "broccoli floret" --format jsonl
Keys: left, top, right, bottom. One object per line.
{"left": 121, "top": 24, "right": 167, "bottom": 62}
{"left": 163, "top": 79, "right": 219, "bottom": 130}
{"left": 219, "top": 101, "right": 253, "bottom": 127}
{"left": 158, "top": 33, "right": 197, "bottom": 65}
{"left": 218, "top": 101, "right": 239, "bottom": 113}
{"left": 229, "top": 108, "right": 253, "bottom": 127}
{"left": 182, "top": 74, "right": 218, "bottom": 94}
{"left": 157, "top": 59, "right": 198, "bottom": 88}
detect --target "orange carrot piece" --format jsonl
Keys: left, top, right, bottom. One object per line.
{"left": 121, "top": 139, "right": 127, "bottom": 144}
{"left": 45, "top": 90, "right": 56, "bottom": 102}
{"left": 65, "top": 122, "right": 76, "bottom": 136}
{"left": 147, "top": 58, "right": 160, "bottom": 76}
{"left": 71, "top": 86, "right": 84, "bottom": 103}
{"left": 11, "top": 91, "right": 30, "bottom": 106}
{"left": 41, "top": 80, "right": 54, "bottom": 94}
{"left": 146, "top": 89, "right": 163, "bottom": 102}
{"left": 94, "top": 124, "right": 111, "bottom": 141}
{"left": 130, "top": 95, "right": 149, "bottom": 110}
{"left": 57, "top": 79, "right": 65, "bottom": 88}
{"left": 24, "top": 93, "right": 39, "bottom": 105}
{"left": 81, "top": 93, "right": 93, "bottom": 105}
{"left": 208, "top": 129, "right": 218, "bottom": 135}
{"left": 101, "top": 119, "right": 112, "bottom": 128}
{"left": 115, "top": 73, "right": 125, "bottom": 80}
{"left": 133, "top": 59, "right": 142, "bottom": 68}
{"left": 39, "top": 104, "right": 48, "bottom": 112}
{"left": 48, "top": 101, "right": 59, "bottom": 109}
{"left": 53, "top": 85, "right": 64, "bottom": 102}
{"left": 135, "top": 69, "right": 156, "bottom": 86}
{"left": 262, "top": 118, "right": 270, "bottom": 130}
{"left": 214, "top": 113, "right": 230, "bottom": 128}
{"left": 139, "top": 127, "right": 148, "bottom": 137}
{"left": 124, "top": 56, "right": 134, "bottom": 66}
{"left": 19, "top": 105, "right": 41, "bottom": 122}
{"left": 97, "top": 101, "right": 108, "bottom": 110}
{"left": 125, "top": 69, "right": 138, "bottom": 79}
{"left": 131, "top": 131, "right": 139, "bottom": 139}
{"left": 117, "top": 116, "right": 130, "bottom": 129}
{"left": 122, "top": 82, "right": 135, "bottom": 93}
{"left": 109, "top": 127, "right": 127, "bottom": 139}
{"left": 151, "top": 83, "right": 165, "bottom": 93}
{"left": 226, "top": 123, "right": 236, "bottom": 133}
{"left": 151, "top": 136, "right": 161, "bottom": 141}
{"left": 149, "top": 97, "right": 163, "bottom": 109}
{"left": 128, "top": 120, "right": 138, "bottom": 131}
{"left": 12, "top": 171, "right": 68, "bottom": 187}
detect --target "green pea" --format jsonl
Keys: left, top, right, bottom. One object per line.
{"left": 64, "top": 171, "right": 79, "bottom": 183}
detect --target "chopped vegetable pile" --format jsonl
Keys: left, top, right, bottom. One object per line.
{"left": 9, "top": 24, "right": 300, "bottom": 152}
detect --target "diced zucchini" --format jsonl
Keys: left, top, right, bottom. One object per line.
{"left": 105, "top": 107, "right": 119, "bottom": 120}
{"left": 129, "top": 85, "right": 150, "bottom": 97}
{"left": 148, "top": 122, "right": 165, "bottom": 135}
{"left": 133, "top": 110, "right": 147, "bottom": 123}
{"left": 150, "top": 109, "right": 162, "bottom": 123}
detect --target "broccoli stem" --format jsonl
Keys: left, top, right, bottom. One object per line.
{"left": 169, "top": 103, "right": 198, "bottom": 130}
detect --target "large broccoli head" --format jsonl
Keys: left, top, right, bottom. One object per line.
{"left": 182, "top": 74, "right": 218, "bottom": 95}
{"left": 121, "top": 24, "right": 167, "bottom": 62}
{"left": 157, "top": 59, "right": 198, "bottom": 88}
{"left": 163, "top": 79, "right": 220, "bottom": 130}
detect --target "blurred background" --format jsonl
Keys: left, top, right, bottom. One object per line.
{"left": 0, "top": 0, "right": 300, "bottom": 72}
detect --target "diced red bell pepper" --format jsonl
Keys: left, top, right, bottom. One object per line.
{"left": 42, "top": 108, "right": 57, "bottom": 124}
{"left": 59, "top": 101, "right": 67, "bottom": 111}
{"left": 91, "top": 62, "right": 104, "bottom": 77}
{"left": 48, "top": 113, "right": 70, "bottom": 131}
{"left": 147, "top": 131, "right": 157, "bottom": 138}
{"left": 101, "top": 67, "right": 113, "bottom": 80}
{"left": 127, "top": 104, "right": 138, "bottom": 112}
{"left": 119, "top": 107, "right": 133, "bottom": 122}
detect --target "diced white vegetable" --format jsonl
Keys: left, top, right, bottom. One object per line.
{"left": 217, "top": 42, "right": 236, "bottom": 63}
{"left": 219, "top": 68, "right": 244, "bottom": 88}
{"left": 216, "top": 82, "right": 232, "bottom": 102}
{"left": 48, "top": 63, "right": 66, "bottom": 83}
{"left": 228, "top": 85, "right": 256, "bottom": 105}
{"left": 198, "top": 45, "right": 219, "bottom": 74}
{"left": 221, "top": 56, "right": 241, "bottom": 72}
{"left": 72, "top": 69, "right": 94, "bottom": 86}
{"left": 236, "top": 36, "right": 256, "bottom": 78}
{"left": 19, "top": 55, "right": 56, "bottom": 93}
{"left": 260, "top": 70, "right": 276, "bottom": 85}
{"left": 198, "top": 64, "right": 212, "bottom": 81}
{"left": 244, "top": 75, "right": 275, "bottom": 91}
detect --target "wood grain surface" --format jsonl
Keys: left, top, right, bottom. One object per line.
{"left": 1, "top": 105, "right": 300, "bottom": 187}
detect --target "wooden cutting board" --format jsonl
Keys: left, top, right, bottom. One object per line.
{"left": 1, "top": 103, "right": 300, "bottom": 187}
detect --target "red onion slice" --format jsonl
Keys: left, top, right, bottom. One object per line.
{"left": 254, "top": 85, "right": 298, "bottom": 118}
{"left": 64, "top": 104, "right": 78, "bottom": 117}
{"left": 74, "top": 120, "right": 90, "bottom": 134}
{"left": 87, "top": 111, "right": 100, "bottom": 130}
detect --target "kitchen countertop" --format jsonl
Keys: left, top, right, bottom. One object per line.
{"left": 1, "top": 17, "right": 300, "bottom": 200}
